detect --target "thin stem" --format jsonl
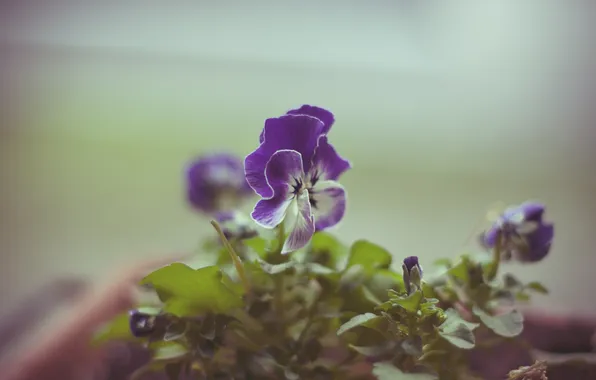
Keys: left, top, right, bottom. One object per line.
{"left": 211, "top": 220, "right": 251, "bottom": 293}
{"left": 271, "top": 224, "right": 287, "bottom": 330}
{"left": 275, "top": 223, "right": 285, "bottom": 255}
{"left": 486, "top": 231, "right": 502, "bottom": 281}
{"left": 274, "top": 276, "right": 285, "bottom": 326}
{"left": 295, "top": 291, "right": 323, "bottom": 348}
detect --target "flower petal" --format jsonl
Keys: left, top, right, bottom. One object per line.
{"left": 282, "top": 191, "right": 315, "bottom": 254}
{"left": 286, "top": 105, "right": 335, "bottom": 135}
{"left": 310, "top": 135, "right": 351, "bottom": 182}
{"left": 309, "top": 180, "right": 347, "bottom": 230}
{"left": 251, "top": 150, "right": 304, "bottom": 228}
{"left": 245, "top": 115, "right": 325, "bottom": 198}
{"left": 252, "top": 196, "right": 294, "bottom": 229}
{"left": 264, "top": 149, "right": 305, "bottom": 190}
{"left": 518, "top": 202, "right": 545, "bottom": 222}
{"left": 481, "top": 228, "right": 498, "bottom": 248}
{"left": 524, "top": 223, "right": 554, "bottom": 262}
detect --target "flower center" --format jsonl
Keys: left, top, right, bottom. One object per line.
{"left": 292, "top": 172, "right": 320, "bottom": 209}
{"left": 292, "top": 177, "right": 305, "bottom": 195}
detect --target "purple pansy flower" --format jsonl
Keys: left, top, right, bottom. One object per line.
{"left": 480, "top": 201, "right": 554, "bottom": 262}
{"left": 186, "top": 153, "right": 254, "bottom": 214}
{"left": 245, "top": 105, "right": 351, "bottom": 253}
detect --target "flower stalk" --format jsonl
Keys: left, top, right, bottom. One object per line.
{"left": 211, "top": 220, "right": 251, "bottom": 293}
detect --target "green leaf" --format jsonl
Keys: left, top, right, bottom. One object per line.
{"left": 337, "top": 313, "right": 383, "bottom": 336}
{"left": 349, "top": 342, "right": 396, "bottom": 357}
{"left": 515, "top": 292, "right": 531, "bottom": 302}
{"left": 526, "top": 281, "right": 548, "bottom": 294}
{"left": 215, "top": 247, "right": 233, "bottom": 266}
{"left": 503, "top": 273, "right": 522, "bottom": 288}
{"left": 310, "top": 231, "right": 348, "bottom": 269}
{"left": 472, "top": 306, "right": 524, "bottom": 337}
{"left": 421, "top": 282, "right": 438, "bottom": 298}
{"left": 493, "top": 289, "right": 516, "bottom": 304}
{"left": 392, "top": 290, "right": 423, "bottom": 313}
{"left": 438, "top": 308, "right": 479, "bottom": 349}
{"left": 339, "top": 264, "right": 367, "bottom": 290}
{"left": 447, "top": 257, "right": 472, "bottom": 282}
{"left": 373, "top": 362, "right": 437, "bottom": 379}
{"left": 305, "top": 262, "right": 335, "bottom": 275}
{"left": 243, "top": 260, "right": 273, "bottom": 287}
{"left": 141, "top": 264, "right": 243, "bottom": 316}
{"left": 472, "top": 283, "right": 492, "bottom": 305}
{"left": 368, "top": 270, "right": 405, "bottom": 300}
{"left": 419, "top": 298, "right": 441, "bottom": 317}
{"left": 152, "top": 341, "right": 189, "bottom": 361}
{"left": 362, "top": 286, "right": 383, "bottom": 305}
{"left": 347, "top": 240, "right": 392, "bottom": 275}
{"left": 220, "top": 271, "right": 245, "bottom": 297}
{"left": 442, "top": 308, "right": 480, "bottom": 330}
{"left": 439, "top": 322, "right": 476, "bottom": 349}
{"left": 92, "top": 312, "right": 138, "bottom": 346}
{"left": 135, "top": 306, "right": 162, "bottom": 315}
{"left": 244, "top": 236, "right": 268, "bottom": 259}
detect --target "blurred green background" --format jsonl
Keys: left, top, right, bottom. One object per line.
{"left": 1, "top": 1, "right": 595, "bottom": 314}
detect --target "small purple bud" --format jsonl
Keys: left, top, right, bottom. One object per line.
{"left": 128, "top": 310, "right": 157, "bottom": 338}
{"left": 402, "top": 256, "right": 423, "bottom": 294}
{"left": 403, "top": 256, "right": 422, "bottom": 275}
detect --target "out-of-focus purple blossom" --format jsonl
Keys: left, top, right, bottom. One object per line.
{"left": 186, "top": 153, "right": 254, "bottom": 215}
{"left": 480, "top": 201, "right": 554, "bottom": 262}
{"left": 244, "top": 105, "right": 351, "bottom": 253}
{"left": 215, "top": 211, "right": 258, "bottom": 240}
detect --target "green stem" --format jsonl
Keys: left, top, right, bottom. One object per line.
{"left": 274, "top": 275, "right": 285, "bottom": 326}
{"left": 270, "top": 224, "right": 287, "bottom": 330}
{"left": 486, "top": 231, "right": 502, "bottom": 281}
{"left": 211, "top": 220, "right": 251, "bottom": 293}
{"left": 295, "top": 291, "right": 323, "bottom": 348}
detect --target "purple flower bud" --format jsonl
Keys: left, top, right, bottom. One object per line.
{"left": 128, "top": 310, "right": 157, "bottom": 338}
{"left": 186, "top": 153, "right": 254, "bottom": 215}
{"left": 480, "top": 201, "right": 554, "bottom": 262}
{"left": 402, "top": 256, "right": 423, "bottom": 294}
{"left": 403, "top": 256, "right": 422, "bottom": 276}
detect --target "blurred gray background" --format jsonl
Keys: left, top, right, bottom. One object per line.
{"left": 1, "top": 1, "right": 595, "bottom": 314}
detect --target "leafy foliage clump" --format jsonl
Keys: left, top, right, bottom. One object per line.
{"left": 95, "top": 219, "right": 552, "bottom": 379}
